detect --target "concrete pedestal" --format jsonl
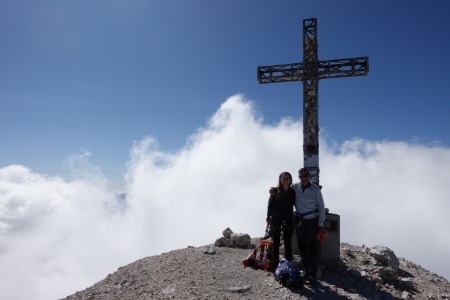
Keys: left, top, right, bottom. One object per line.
{"left": 291, "top": 212, "right": 340, "bottom": 270}
{"left": 319, "top": 213, "right": 340, "bottom": 270}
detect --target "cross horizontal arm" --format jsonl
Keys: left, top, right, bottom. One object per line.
{"left": 257, "top": 56, "right": 369, "bottom": 84}
{"left": 257, "top": 62, "right": 304, "bottom": 83}
{"left": 318, "top": 56, "right": 369, "bottom": 79}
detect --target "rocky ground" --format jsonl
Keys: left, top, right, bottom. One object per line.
{"left": 62, "top": 240, "right": 450, "bottom": 300}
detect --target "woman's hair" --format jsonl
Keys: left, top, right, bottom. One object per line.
{"left": 276, "top": 171, "right": 292, "bottom": 199}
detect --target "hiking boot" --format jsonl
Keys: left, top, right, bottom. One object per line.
{"left": 267, "top": 264, "right": 277, "bottom": 273}
{"left": 304, "top": 273, "right": 318, "bottom": 287}
{"left": 272, "top": 261, "right": 279, "bottom": 270}
{"left": 306, "top": 278, "right": 317, "bottom": 287}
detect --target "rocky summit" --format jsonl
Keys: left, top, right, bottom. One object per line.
{"left": 62, "top": 233, "right": 450, "bottom": 300}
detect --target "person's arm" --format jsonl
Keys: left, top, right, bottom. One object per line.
{"left": 266, "top": 195, "right": 274, "bottom": 222}
{"left": 316, "top": 189, "right": 325, "bottom": 227}
{"left": 290, "top": 188, "right": 296, "bottom": 211}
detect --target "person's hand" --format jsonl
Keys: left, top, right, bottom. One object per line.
{"left": 317, "top": 227, "right": 327, "bottom": 240}
{"left": 269, "top": 187, "right": 277, "bottom": 196}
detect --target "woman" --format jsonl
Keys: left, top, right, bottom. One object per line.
{"left": 266, "top": 171, "right": 296, "bottom": 268}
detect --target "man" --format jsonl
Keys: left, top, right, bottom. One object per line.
{"left": 293, "top": 168, "right": 325, "bottom": 284}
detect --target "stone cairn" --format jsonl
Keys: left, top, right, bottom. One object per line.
{"left": 215, "top": 228, "right": 252, "bottom": 248}
{"left": 202, "top": 227, "right": 253, "bottom": 255}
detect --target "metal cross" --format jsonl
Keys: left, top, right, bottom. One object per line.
{"left": 257, "top": 18, "right": 369, "bottom": 184}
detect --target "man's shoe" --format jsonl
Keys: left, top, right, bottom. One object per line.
{"left": 306, "top": 279, "right": 317, "bottom": 287}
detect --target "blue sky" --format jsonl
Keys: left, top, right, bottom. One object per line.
{"left": 1, "top": 0, "right": 449, "bottom": 188}
{"left": 1, "top": 1, "right": 450, "bottom": 299}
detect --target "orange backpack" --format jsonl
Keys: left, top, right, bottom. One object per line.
{"left": 242, "top": 239, "right": 274, "bottom": 270}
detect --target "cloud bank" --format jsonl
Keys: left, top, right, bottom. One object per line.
{"left": 1, "top": 95, "right": 449, "bottom": 299}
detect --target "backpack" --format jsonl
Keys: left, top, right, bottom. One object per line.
{"left": 275, "top": 259, "right": 303, "bottom": 287}
{"left": 242, "top": 239, "right": 274, "bottom": 270}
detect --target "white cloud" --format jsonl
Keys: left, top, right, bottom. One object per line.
{"left": 321, "top": 138, "right": 450, "bottom": 276}
{"left": 0, "top": 94, "right": 449, "bottom": 299}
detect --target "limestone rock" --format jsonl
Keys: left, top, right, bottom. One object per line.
{"left": 378, "top": 266, "right": 398, "bottom": 281}
{"left": 202, "top": 246, "right": 216, "bottom": 255}
{"left": 224, "top": 238, "right": 234, "bottom": 247}
{"left": 232, "top": 233, "right": 251, "bottom": 248}
{"left": 369, "top": 246, "right": 400, "bottom": 270}
{"left": 222, "top": 227, "right": 233, "bottom": 239}
{"left": 214, "top": 237, "right": 226, "bottom": 247}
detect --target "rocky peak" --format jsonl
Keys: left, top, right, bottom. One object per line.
{"left": 62, "top": 230, "right": 450, "bottom": 300}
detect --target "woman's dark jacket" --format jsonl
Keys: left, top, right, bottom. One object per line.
{"left": 266, "top": 187, "right": 295, "bottom": 222}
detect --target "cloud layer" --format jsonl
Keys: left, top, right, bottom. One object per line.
{"left": 1, "top": 95, "right": 449, "bottom": 299}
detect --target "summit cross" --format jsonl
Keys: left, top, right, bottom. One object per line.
{"left": 257, "top": 18, "right": 369, "bottom": 184}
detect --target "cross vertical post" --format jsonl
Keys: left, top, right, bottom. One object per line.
{"left": 302, "top": 18, "right": 320, "bottom": 183}
{"left": 257, "top": 18, "right": 369, "bottom": 185}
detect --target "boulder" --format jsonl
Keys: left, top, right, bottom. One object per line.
{"left": 225, "top": 239, "right": 234, "bottom": 247}
{"left": 233, "top": 233, "right": 251, "bottom": 248}
{"left": 378, "top": 266, "right": 398, "bottom": 282}
{"left": 214, "top": 237, "right": 226, "bottom": 247}
{"left": 369, "top": 246, "right": 400, "bottom": 270}
{"left": 202, "top": 246, "right": 216, "bottom": 255}
{"left": 223, "top": 227, "right": 233, "bottom": 239}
